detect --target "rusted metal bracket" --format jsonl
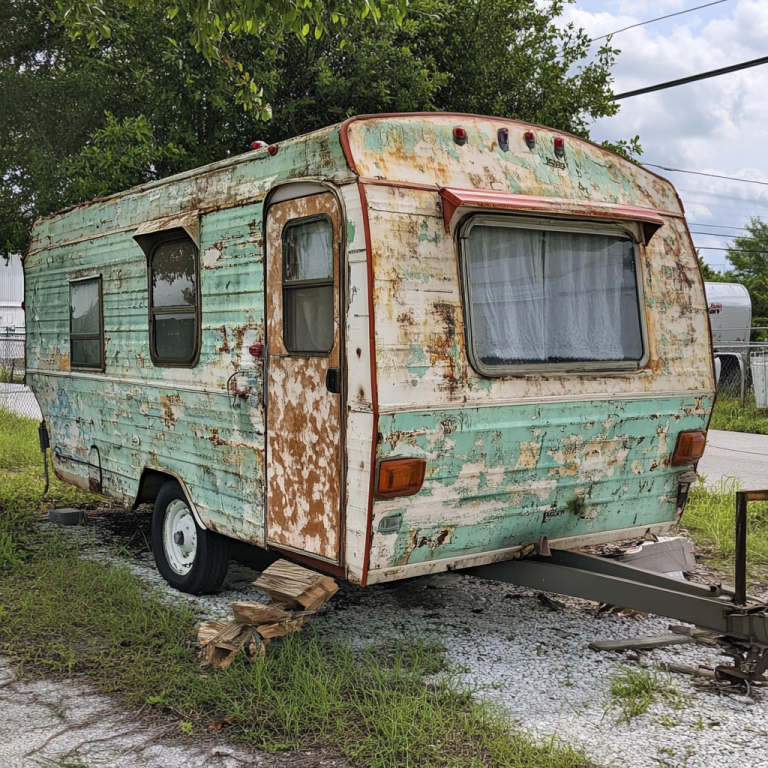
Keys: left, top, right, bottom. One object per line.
{"left": 735, "top": 489, "right": 768, "bottom": 605}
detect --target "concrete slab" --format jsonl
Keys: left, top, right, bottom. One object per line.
{"left": 698, "top": 429, "right": 768, "bottom": 489}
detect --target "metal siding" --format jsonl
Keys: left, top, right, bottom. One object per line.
{"left": 368, "top": 395, "right": 712, "bottom": 574}
{"left": 25, "top": 128, "right": 353, "bottom": 552}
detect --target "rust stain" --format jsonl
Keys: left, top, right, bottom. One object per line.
{"left": 160, "top": 394, "right": 182, "bottom": 428}
{"left": 207, "top": 428, "right": 228, "bottom": 447}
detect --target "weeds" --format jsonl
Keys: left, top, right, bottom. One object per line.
{"left": 710, "top": 395, "right": 768, "bottom": 435}
{"left": 684, "top": 477, "right": 768, "bottom": 574}
{"left": 609, "top": 666, "right": 685, "bottom": 723}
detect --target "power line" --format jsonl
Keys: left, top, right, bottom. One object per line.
{"left": 642, "top": 163, "right": 768, "bottom": 187}
{"left": 592, "top": 0, "right": 731, "bottom": 42}
{"left": 696, "top": 246, "right": 767, "bottom": 253}
{"left": 612, "top": 55, "right": 768, "bottom": 100}
{"left": 689, "top": 222, "right": 748, "bottom": 230}
{"left": 689, "top": 230, "right": 740, "bottom": 238}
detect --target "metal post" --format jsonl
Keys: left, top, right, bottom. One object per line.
{"left": 740, "top": 353, "right": 747, "bottom": 409}
{"left": 735, "top": 491, "right": 748, "bottom": 606}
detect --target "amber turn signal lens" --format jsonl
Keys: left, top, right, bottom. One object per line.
{"left": 672, "top": 430, "right": 707, "bottom": 466}
{"left": 376, "top": 458, "right": 426, "bottom": 499}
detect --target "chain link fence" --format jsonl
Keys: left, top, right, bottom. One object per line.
{"left": 714, "top": 341, "right": 768, "bottom": 408}
{"left": 0, "top": 331, "right": 41, "bottom": 420}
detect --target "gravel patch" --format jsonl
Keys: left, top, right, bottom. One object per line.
{"left": 45, "top": 510, "right": 768, "bottom": 768}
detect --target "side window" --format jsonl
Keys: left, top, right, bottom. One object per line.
{"left": 282, "top": 216, "right": 334, "bottom": 354}
{"left": 149, "top": 237, "right": 199, "bottom": 366}
{"left": 69, "top": 277, "right": 103, "bottom": 370}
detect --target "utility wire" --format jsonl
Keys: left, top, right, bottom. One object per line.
{"left": 612, "top": 55, "right": 768, "bottom": 100}
{"left": 689, "top": 222, "right": 748, "bottom": 230}
{"left": 592, "top": 0, "right": 731, "bottom": 42}
{"left": 689, "top": 230, "right": 742, "bottom": 237}
{"left": 696, "top": 246, "right": 767, "bottom": 253}
{"left": 642, "top": 163, "right": 768, "bottom": 187}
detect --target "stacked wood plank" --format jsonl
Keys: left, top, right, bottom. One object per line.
{"left": 197, "top": 559, "right": 338, "bottom": 669}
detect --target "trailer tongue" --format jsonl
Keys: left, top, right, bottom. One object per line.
{"left": 466, "top": 489, "right": 768, "bottom": 683}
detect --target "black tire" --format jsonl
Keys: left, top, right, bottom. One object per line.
{"left": 151, "top": 480, "right": 230, "bottom": 594}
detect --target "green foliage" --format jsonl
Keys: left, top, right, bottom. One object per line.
{"left": 1, "top": 0, "right": 629, "bottom": 259}
{"left": 601, "top": 135, "right": 642, "bottom": 161}
{"left": 63, "top": 113, "right": 187, "bottom": 200}
{"left": 0, "top": 409, "right": 99, "bottom": 571}
{"left": 609, "top": 666, "right": 684, "bottom": 723}
{"left": 685, "top": 476, "right": 768, "bottom": 574}
{"left": 710, "top": 394, "right": 768, "bottom": 435}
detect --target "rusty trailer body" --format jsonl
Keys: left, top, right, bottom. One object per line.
{"left": 24, "top": 113, "right": 714, "bottom": 592}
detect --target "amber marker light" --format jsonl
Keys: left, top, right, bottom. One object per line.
{"left": 376, "top": 458, "right": 427, "bottom": 499}
{"left": 672, "top": 430, "right": 707, "bottom": 466}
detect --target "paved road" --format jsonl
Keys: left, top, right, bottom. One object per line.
{"left": 698, "top": 428, "right": 768, "bottom": 489}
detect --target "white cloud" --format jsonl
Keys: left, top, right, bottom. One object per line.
{"left": 562, "top": 0, "right": 768, "bottom": 267}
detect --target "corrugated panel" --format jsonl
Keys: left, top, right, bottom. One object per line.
{"left": 0, "top": 254, "right": 24, "bottom": 303}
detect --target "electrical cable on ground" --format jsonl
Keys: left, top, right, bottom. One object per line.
{"left": 612, "top": 55, "right": 768, "bottom": 100}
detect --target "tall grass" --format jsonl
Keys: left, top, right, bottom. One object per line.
{"left": 710, "top": 395, "right": 768, "bottom": 435}
{"left": 684, "top": 477, "right": 768, "bottom": 574}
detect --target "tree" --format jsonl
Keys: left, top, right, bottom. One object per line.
{"left": 727, "top": 217, "right": 768, "bottom": 329}
{"left": 1, "top": 0, "right": 629, "bottom": 259}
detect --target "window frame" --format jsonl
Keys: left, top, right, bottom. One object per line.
{"left": 281, "top": 213, "right": 336, "bottom": 356}
{"left": 69, "top": 275, "right": 105, "bottom": 372}
{"left": 458, "top": 213, "right": 649, "bottom": 377}
{"left": 147, "top": 234, "right": 201, "bottom": 368}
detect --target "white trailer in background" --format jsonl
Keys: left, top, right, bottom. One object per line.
{"left": 705, "top": 282, "right": 751, "bottom": 345}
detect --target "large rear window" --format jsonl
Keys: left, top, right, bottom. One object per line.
{"left": 461, "top": 218, "right": 644, "bottom": 373}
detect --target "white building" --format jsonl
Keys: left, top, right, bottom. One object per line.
{"left": 0, "top": 254, "right": 24, "bottom": 332}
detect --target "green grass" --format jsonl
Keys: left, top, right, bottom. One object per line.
{"left": 0, "top": 409, "right": 99, "bottom": 571}
{"left": 0, "top": 409, "right": 586, "bottom": 768}
{"left": 0, "top": 365, "right": 24, "bottom": 384}
{"left": 609, "top": 666, "right": 685, "bottom": 723}
{"left": 684, "top": 477, "right": 768, "bottom": 576}
{"left": 710, "top": 394, "right": 768, "bottom": 435}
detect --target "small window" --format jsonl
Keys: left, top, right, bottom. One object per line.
{"left": 148, "top": 237, "right": 199, "bottom": 366}
{"left": 69, "top": 278, "right": 103, "bottom": 370}
{"left": 282, "top": 216, "right": 334, "bottom": 354}
{"left": 462, "top": 218, "right": 644, "bottom": 373}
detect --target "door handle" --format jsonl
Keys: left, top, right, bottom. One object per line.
{"left": 325, "top": 367, "right": 341, "bottom": 394}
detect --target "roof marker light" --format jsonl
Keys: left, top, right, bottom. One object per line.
{"left": 524, "top": 131, "right": 535, "bottom": 150}
{"left": 267, "top": 144, "right": 279, "bottom": 156}
{"left": 497, "top": 127, "right": 510, "bottom": 152}
{"left": 554, "top": 137, "right": 565, "bottom": 159}
{"left": 251, "top": 140, "right": 267, "bottom": 150}
{"left": 453, "top": 126, "right": 467, "bottom": 146}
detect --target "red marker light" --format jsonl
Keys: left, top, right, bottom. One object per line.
{"left": 251, "top": 140, "right": 267, "bottom": 150}
{"left": 453, "top": 126, "right": 467, "bottom": 146}
{"left": 267, "top": 144, "right": 279, "bottom": 156}
{"left": 524, "top": 131, "right": 535, "bottom": 150}
{"left": 554, "top": 137, "right": 565, "bottom": 158}
{"left": 248, "top": 343, "right": 264, "bottom": 359}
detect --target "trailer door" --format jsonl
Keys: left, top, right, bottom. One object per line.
{"left": 265, "top": 192, "right": 343, "bottom": 564}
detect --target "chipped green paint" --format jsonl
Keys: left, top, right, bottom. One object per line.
{"left": 346, "top": 220, "right": 356, "bottom": 244}
{"left": 369, "top": 395, "right": 712, "bottom": 570}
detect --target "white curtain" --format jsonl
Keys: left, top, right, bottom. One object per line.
{"left": 467, "top": 225, "right": 641, "bottom": 366}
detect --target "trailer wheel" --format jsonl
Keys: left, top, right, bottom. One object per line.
{"left": 151, "top": 480, "right": 230, "bottom": 594}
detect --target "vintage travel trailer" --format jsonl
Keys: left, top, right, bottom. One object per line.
{"left": 705, "top": 281, "right": 752, "bottom": 346}
{"left": 25, "top": 113, "right": 714, "bottom": 594}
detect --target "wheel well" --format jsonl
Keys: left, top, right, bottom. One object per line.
{"left": 134, "top": 468, "right": 208, "bottom": 529}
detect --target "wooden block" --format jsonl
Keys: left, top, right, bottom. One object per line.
{"left": 589, "top": 634, "right": 695, "bottom": 652}
{"left": 197, "top": 621, "right": 226, "bottom": 645}
{"left": 256, "top": 618, "right": 305, "bottom": 639}
{"left": 208, "top": 643, "right": 239, "bottom": 669}
{"left": 207, "top": 621, "right": 247, "bottom": 646}
{"left": 231, "top": 601, "right": 292, "bottom": 625}
{"left": 254, "top": 560, "right": 337, "bottom": 608}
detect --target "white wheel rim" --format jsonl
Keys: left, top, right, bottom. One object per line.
{"left": 163, "top": 499, "right": 198, "bottom": 576}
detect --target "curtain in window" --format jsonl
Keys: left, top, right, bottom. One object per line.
{"left": 466, "top": 224, "right": 642, "bottom": 367}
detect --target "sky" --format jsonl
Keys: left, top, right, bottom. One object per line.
{"left": 560, "top": 0, "right": 768, "bottom": 271}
